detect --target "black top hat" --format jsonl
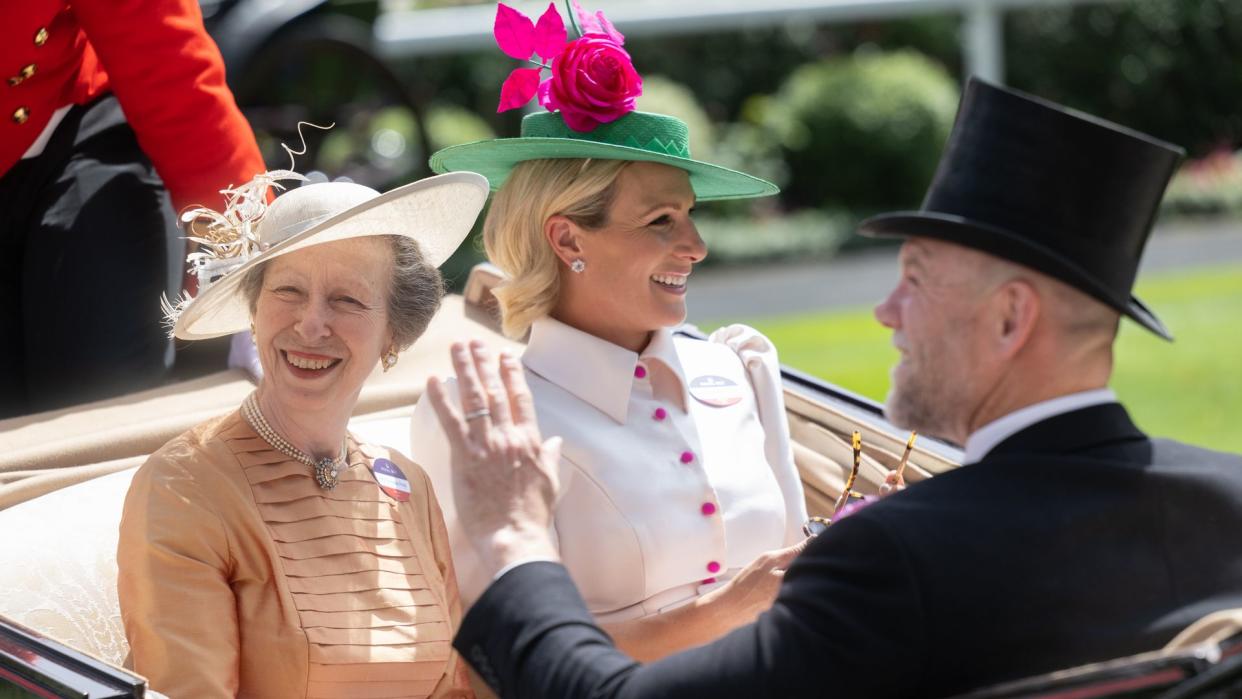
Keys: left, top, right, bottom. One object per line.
{"left": 860, "top": 77, "right": 1184, "bottom": 341}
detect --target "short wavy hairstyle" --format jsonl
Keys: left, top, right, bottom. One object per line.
{"left": 483, "top": 158, "right": 631, "bottom": 339}
{"left": 241, "top": 235, "right": 443, "bottom": 352}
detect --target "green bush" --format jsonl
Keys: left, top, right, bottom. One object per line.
{"left": 425, "top": 104, "right": 496, "bottom": 149}
{"left": 626, "top": 17, "right": 962, "bottom": 123}
{"left": 756, "top": 50, "right": 958, "bottom": 212}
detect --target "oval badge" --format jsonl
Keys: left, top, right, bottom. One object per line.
{"left": 371, "top": 458, "right": 411, "bottom": 502}
{"left": 689, "top": 375, "right": 744, "bottom": 408}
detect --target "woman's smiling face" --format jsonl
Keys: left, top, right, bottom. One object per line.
{"left": 553, "top": 161, "right": 705, "bottom": 351}
{"left": 252, "top": 237, "right": 394, "bottom": 416}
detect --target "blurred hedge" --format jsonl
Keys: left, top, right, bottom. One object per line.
{"left": 1162, "top": 149, "right": 1242, "bottom": 217}
{"left": 754, "top": 50, "right": 958, "bottom": 212}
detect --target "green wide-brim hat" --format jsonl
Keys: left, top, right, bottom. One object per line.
{"left": 429, "top": 111, "right": 779, "bottom": 202}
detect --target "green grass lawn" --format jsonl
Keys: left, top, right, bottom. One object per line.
{"left": 706, "top": 262, "right": 1242, "bottom": 454}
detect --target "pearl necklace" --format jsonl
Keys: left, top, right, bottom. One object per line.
{"left": 241, "top": 393, "right": 347, "bottom": 490}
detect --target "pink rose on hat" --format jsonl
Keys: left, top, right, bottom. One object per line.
{"left": 538, "top": 34, "right": 641, "bottom": 131}
{"left": 494, "top": 1, "right": 642, "bottom": 132}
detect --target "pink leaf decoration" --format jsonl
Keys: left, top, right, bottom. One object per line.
{"left": 594, "top": 11, "right": 624, "bottom": 44}
{"left": 533, "top": 3, "right": 567, "bottom": 60}
{"left": 497, "top": 67, "right": 542, "bottom": 112}
{"left": 537, "top": 76, "right": 553, "bottom": 108}
{"left": 569, "top": 0, "right": 602, "bottom": 35}
{"left": 494, "top": 3, "right": 536, "bottom": 60}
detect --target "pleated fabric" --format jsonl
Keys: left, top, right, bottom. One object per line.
{"left": 225, "top": 423, "right": 457, "bottom": 698}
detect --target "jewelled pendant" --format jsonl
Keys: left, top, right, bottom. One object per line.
{"left": 314, "top": 457, "right": 340, "bottom": 490}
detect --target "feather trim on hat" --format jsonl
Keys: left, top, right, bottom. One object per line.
{"left": 160, "top": 169, "right": 308, "bottom": 336}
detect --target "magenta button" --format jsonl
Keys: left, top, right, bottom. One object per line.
{"left": 679, "top": 451, "right": 694, "bottom": 464}
{"left": 701, "top": 502, "right": 717, "bottom": 516}
{"left": 701, "top": 577, "right": 717, "bottom": 585}
{"left": 634, "top": 365, "right": 647, "bottom": 379}
{"left": 653, "top": 407, "right": 668, "bottom": 421}
{"left": 706, "top": 561, "right": 721, "bottom": 574}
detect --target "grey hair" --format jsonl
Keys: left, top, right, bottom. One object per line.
{"left": 242, "top": 235, "right": 443, "bottom": 350}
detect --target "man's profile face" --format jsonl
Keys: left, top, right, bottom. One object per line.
{"left": 873, "top": 238, "right": 991, "bottom": 444}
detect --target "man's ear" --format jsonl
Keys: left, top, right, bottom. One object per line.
{"left": 544, "top": 215, "right": 585, "bottom": 267}
{"left": 995, "top": 279, "right": 1040, "bottom": 359}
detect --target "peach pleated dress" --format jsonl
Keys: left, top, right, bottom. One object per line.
{"left": 118, "top": 411, "right": 471, "bottom": 698}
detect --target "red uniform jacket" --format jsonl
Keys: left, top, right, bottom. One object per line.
{"left": 1, "top": 0, "right": 265, "bottom": 210}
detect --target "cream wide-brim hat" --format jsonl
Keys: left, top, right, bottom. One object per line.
{"left": 173, "top": 171, "right": 489, "bottom": 340}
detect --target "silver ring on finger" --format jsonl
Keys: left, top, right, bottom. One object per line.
{"left": 463, "top": 407, "right": 492, "bottom": 421}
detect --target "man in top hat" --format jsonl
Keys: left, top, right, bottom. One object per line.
{"left": 425, "top": 78, "right": 1242, "bottom": 698}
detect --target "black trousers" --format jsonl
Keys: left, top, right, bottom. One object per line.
{"left": 0, "top": 94, "right": 181, "bottom": 419}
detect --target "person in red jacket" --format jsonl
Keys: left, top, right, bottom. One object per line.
{"left": 0, "top": 0, "right": 266, "bottom": 418}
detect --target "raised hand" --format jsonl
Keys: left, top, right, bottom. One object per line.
{"left": 425, "top": 340, "right": 561, "bottom": 576}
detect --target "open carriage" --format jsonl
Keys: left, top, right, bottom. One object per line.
{"left": 0, "top": 265, "right": 1237, "bottom": 698}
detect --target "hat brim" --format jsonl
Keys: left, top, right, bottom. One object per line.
{"left": 430, "top": 137, "right": 778, "bottom": 202}
{"left": 174, "top": 171, "right": 489, "bottom": 341}
{"left": 859, "top": 211, "right": 1173, "bottom": 341}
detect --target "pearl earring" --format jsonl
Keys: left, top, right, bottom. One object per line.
{"left": 570, "top": 259, "right": 586, "bottom": 273}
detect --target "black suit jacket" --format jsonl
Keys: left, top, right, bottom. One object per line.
{"left": 455, "top": 403, "right": 1242, "bottom": 698}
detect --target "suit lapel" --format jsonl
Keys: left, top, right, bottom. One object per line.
{"left": 987, "top": 402, "right": 1147, "bottom": 458}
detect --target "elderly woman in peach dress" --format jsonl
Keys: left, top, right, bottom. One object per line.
{"left": 117, "top": 168, "right": 487, "bottom": 698}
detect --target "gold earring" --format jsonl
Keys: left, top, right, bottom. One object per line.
{"left": 382, "top": 348, "right": 398, "bottom": 372}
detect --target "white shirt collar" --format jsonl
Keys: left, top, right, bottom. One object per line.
{"left": 962, "top": 388, "right": 1118, "bottom": 463}
{"left": 522, "top": 317, "right": 686, "bottom": 425}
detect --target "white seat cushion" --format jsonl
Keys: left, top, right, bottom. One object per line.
{"left": 0, "top": 467, "right": 138, "bottom": 666}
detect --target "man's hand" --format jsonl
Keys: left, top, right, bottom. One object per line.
{"left": 701, "top": 541, "right": 806, "bottom": 625}
{"left": 879, "top": 470, "right": 906, "bottom": 495}
{"left": 426, "top": 340, "right": 561, "bottom": 578}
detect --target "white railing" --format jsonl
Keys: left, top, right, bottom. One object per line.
{"left": 375, "top": 0, "right": 1127, "bottom": 82}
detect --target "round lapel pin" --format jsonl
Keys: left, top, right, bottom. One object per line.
{"left": 371, "top": 458, "right": 411, "bottom": 502}
{"left": 689, "top": 375, "right": 744, "bottom": 407}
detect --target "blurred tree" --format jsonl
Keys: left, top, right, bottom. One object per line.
{"left": 626, "top": 15, "right": 961, "bottom": 122}
{"left": 755, "top": 50, "right": 959, "bottom": 211}
{"left": 1006, "top": 0, "right": 1242, "bottom": 156}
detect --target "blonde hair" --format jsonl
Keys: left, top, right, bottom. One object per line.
{"left": 484, "top": 158, "right": 631, "bottom": 338}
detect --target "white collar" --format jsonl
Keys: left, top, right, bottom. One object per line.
{"left": 962, "top": 388, "right": 1118, "bottom": 463}
{"left": 522, "top": 317, "right": 687, "bottom": 425}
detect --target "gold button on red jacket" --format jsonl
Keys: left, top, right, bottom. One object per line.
{"left": 1, "top": 0, "right": 264, "bottom": 210}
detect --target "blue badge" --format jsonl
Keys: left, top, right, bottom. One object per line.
{"left": 371, "top": 458, "right": 411, "bottom": 502}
